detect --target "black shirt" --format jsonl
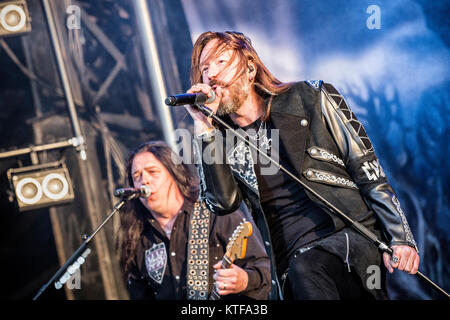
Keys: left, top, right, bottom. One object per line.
{"left": 127, "top": 200, "right": 271, "bottom": 300}
{"left": 242, "top": 118, "right": 335, "bottom": 275}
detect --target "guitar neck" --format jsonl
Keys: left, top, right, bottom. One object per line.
{"left": 221, "top": 255, "right": 233, "bottom": 269}
{"left": 209, "top": 255, "right": 233, "bottom": 300}
{"left": 207, "top": 220, "right": 251, "bottom": 300}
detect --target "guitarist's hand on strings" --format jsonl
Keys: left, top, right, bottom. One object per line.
{"left": 213, "top": 262, "right": 249, "bottom": 295}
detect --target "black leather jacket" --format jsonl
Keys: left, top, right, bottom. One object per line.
{"left": 194, "top": 80, "right": 418, "bottom": 299}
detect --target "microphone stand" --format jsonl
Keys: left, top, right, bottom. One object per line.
{"left": 193, "top": 103, "right": 450, "bottom": 299}
{"left": 32, "top": 194, "right": 136, "bottom": 300}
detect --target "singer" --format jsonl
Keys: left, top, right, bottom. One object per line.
{"left": 118, "top": 141, "right": 271, "bottom": 300}
{"left": 184, "top": 31, "right": 420, "bottom": 300}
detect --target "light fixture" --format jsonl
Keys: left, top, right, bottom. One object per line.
{"left": 0, "top": 1, "right": 31, "bottom": 37}
{"left": 7, "top": 161, "right": 75, "bottom": 212}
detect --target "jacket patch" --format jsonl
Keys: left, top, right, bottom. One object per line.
{"left": 307, "top": 146, "right": 345, "bottom": 167}
{"left": 362, "top": 159, "right": 385, "bottom": 181}
{"left": 193, "top": 139, "right": 216, "bottom": 213}
{"left": 303, "top": 168, "right": 359, "bottom": 190}
{"left": 227, "top": 140, "right": 259, "bottom": 193}
{"left": 145, "top": 242, "right": 167, "bottom": 284}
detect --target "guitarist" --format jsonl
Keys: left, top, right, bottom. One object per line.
{"left": 118, "top": 141, "right": 271, "bottom": 300}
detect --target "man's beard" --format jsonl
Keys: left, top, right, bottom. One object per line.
{"left": 216, "top": 76, "right": 250, "bottom": 116}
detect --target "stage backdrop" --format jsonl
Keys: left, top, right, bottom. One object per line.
{"left": 180, "top": 0, "right": 450, "bottom": 299}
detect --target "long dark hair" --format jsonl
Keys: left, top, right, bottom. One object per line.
{"left": 118, "top": 141, "right": 199, "bottom": 278}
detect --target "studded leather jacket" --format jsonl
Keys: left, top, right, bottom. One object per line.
{"left": 194, "top": 81, "right": 418, "bottom": 299}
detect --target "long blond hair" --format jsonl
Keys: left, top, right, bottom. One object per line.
{"left": 190, "top": 31, "right": 292, "bottom": 117}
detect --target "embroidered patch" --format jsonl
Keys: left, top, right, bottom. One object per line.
{"left": 227, "top": 140, "right": 259, "bottom": 193}
{"left": 303, "top": 168, "right": 359, "bottom": 190}
{"left": 145, "top": 242, "right": 167, "bottom": 284}
{"left": 361, "top": 159, "right": 385, "bottom": 181}
{"left": 391, "top": 195, "right": 417, "bottom": 249}
{"left": 307, "top": 146, "right": 345, "bottom": 167}
{"left": 193, "top": 139, "right": 216, "bottom": 213}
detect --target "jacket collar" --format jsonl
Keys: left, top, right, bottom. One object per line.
{"left": 265, "top": 84, "right": 306, "bottom": 118}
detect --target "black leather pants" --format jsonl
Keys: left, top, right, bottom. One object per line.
{"left": 282, "top": 247, "right": 375, "bottom": 300}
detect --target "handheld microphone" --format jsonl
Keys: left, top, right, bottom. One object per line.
{"left": 114, "top": 185, "right": 151, "bottom": 199}
{"left": 165, "top": 90, "right": 215, "bottom": 106}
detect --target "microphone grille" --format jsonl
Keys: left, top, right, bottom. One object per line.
{"left": 206, "top": 89, "right": 215, "bottom": 104}
{"left": 140, "top": 185, "right": 152, "bottom": 198}
{"left": 165, "top": 96, "right": 176, "bottom": 106}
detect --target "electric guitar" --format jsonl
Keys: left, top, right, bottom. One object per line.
{"left": 209, "top": 220, "right": 253, "bottom": 300}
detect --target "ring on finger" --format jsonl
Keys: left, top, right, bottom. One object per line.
{"left": 392, "top": 256, "right": 399, "bottom": 264}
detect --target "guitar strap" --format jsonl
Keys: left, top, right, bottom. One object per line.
{"left": 186, "top": 200, "right": 211, "bottom": 300}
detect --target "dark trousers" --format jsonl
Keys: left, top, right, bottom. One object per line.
{"left": 283, "top": 248, "right": 374, "bottom": 300}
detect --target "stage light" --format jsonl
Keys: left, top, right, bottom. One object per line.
{"left": 7, "top": 161, "right": 75, "bottom": 212}
{"left": 0, "top": 1, "right": 31, "bottom": 37}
